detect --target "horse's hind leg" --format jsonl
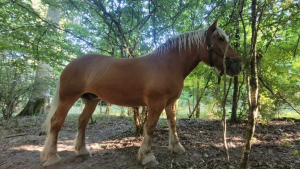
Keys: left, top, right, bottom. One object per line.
{"left": 41, "top": 96, "right": 79, "bottom": 166}
{"left": 74, "top": 95, "right": 99, "bottom": 156}
{"left": 165, "top": 103, "right": 186, "bottom": 154}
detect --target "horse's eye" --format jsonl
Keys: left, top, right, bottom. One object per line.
{"left": 218, "top": 37, "right": 224, "bottom": 42}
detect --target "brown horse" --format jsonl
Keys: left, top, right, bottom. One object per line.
{"left": 40, "top": 18, "right": 242, "bottom": 167}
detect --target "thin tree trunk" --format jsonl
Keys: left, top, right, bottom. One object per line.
{"left": 240, "top": 0, "right": 259, "bottom": 168}
{"left": 210, "top": 102, "right": 217, "bottom": 115}
{"left": 231, "top": 76, "right": 239, "bottom": 122}
{"left": 128, "top": 107, "right": 133, "bottom": 116}
{"left": 99, "top": 101, "right": 102, "bottom": 114}
{"left": 120, "top": 107, "right": 125, "bottom": 116}
{"left": 196, "top": 80, "right": 200, "bottom": 118}
{"left": 221, "top": 43, "right": 230, "bottom": 162}
{"left": 188, "top": 73, "right": 211, "bottom": 118}
{"left": 18, "top": 5, "right": 61, "bottom": 116}
{"left": 133, "top": 107, "right": 143, "bottom": 136}
{"left": 141, "top": 106, "right": 148, "bottom": 129}
{"left": 188, "top": 100, "right": 192, "bottom": 118}
{"left": 3, "top": 63, "right": 18, "bottom": 119}
{"left": 106, "top": 103, "right": 110, "bottom": 115}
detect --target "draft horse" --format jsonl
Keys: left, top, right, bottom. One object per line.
{"left": 40, "top": 18, "right": 242, "bottom": 166}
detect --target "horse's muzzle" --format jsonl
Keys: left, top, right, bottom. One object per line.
{"left": 226, "top": 60, "right": 243, "bottom": 77}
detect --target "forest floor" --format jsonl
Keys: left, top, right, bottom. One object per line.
{"left": 0, "top": 115, "right": 300, "bottom": 169}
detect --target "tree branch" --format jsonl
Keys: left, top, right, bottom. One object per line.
{"left": 195, "top": 0, "right": 223, "bottom": 29}
{"left": 188, "top": 72, "right": 212, "bottom": 118}
{"left": 294, "top": 35, "right": 300, "bottom": 58}
{"left": 11, "top": 0, "right": 109, "bottom": 53}
{"left": 258, "top": 76, "right": 300, "bottom": 115}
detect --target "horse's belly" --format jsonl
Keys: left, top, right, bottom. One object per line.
{"left": 100, "top": 95, "right": 148, "bottom": 107}
{"left": 93, "top": 87, "right": 148, "bottom": 107}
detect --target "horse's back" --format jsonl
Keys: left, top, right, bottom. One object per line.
{"left": 59, "top": 54, "right": 150, "bottom": 105}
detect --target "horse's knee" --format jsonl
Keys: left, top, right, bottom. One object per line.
{"left": 50, "top": 114, "right": 65, "bottom": 132}
{"left": 78, "top": 115, "right": 89, "bottom": 128}
{"left": 168, "top": 120, "right": 176, "bottom": 129}
{"left": 144, "top": 121, "right": 158, "bottom": 135}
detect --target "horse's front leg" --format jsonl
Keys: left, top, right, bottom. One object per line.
{"left": 137, "top": 100, "right": 165, "bottom": 166}
{"left": 165, "top": 103, "right": 186, "bottom": 154}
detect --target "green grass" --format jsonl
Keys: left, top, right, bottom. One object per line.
{"left": 281, "top": 111, "right": 300, "bottom": 119}
{"left": 1, "top": 103, "right": 299, "bottom": 121}
{"left": 68, "top": 104, "right": 210, "bottom": 119}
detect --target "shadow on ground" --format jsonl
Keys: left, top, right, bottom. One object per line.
{"left": 0, "top": 115, "right": 299, "bottom": 169}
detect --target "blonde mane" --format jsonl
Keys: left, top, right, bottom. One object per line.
{"left": 153, "top": 27, "right": 229, "bottom": 55}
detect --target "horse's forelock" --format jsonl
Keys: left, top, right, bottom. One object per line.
{"left": 213, "top": 27, "right": 229, "bottom": 42}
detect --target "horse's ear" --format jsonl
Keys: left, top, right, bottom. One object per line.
{"left": 208, "top": 17, "right": 220, "bottom": 33}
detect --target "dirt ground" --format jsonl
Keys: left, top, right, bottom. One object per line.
{"left": 0, "top": 115, "right": 299, "bottom": 169}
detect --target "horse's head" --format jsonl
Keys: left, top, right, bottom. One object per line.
{"left": 205, "top": 18, "right": 243, "bottom": 77}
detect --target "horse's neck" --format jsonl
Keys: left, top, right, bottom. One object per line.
{"left": 178, "top": 47, "right": 206, "bottom": 78}
{"left": 145, "top": 45, "right": 207, "bottom": 79}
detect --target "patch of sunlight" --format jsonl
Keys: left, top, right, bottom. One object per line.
{"left": 10, "top": 145, "right": 44, "bottom": 152}
{"left": 231, "top": 136, "right": 244, "bottom": 141}
{"left": 10, "top": 140, "right": 74, "bottom": 152}
{"left": 10, "top": 136, "right": 143, "bottom": 153}
{"left": 89, "top": 137, "right": 141, "bottom": 150}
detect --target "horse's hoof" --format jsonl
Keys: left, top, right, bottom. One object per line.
{"left": 142, "top": 153, "right": 159, "bottom": 166}
{"left": 75, "top": 147, "right": 92, "bottom": 157}
{"left": 169, "top": 143, "right": 186, "bottom": 154}
{"left": 43, "top": 154, "right": 61, "bottom": 167}
{"left": 144, "top": 159, "right": 159, "bottom": 168}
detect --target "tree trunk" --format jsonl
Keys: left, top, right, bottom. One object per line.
{"left": 120, "top": 107, "right": 125, "bottom": 116}
{"left": 127, "top": 107, "right": 133, "bottom": 116}
{"left": 196, "top": 80, "right": 200, "bottom": 118}
{"left": 18, "top": 5, "right": 61, "bottom": 116}
{"left": 188, "top": 100, "right": 192, "bottom": 118}
{"left": 133, "top": 107, "right": 142, "bottom": 135}
{"left": 105, "top": 103, "right": 110, "bottom": 115}
{"left": 3, "top": 65, "right": 19, "bottom": 119}
{"left": 99, "top": 101, "right": 102, "bottom": 114}
{"left": 240, "top": 0, "right": 259, "bottom": 168}
{"left": 188, "top": 73, "right": 211, "bottom": 118}
{"left": 141, "top": 106, "right": 148, "bottom": 125}
{"left": 231, "top": 76, "right": 239, "bottom": 122}
{"left": 133, "top": 106, "right": 148, "bottom": 136}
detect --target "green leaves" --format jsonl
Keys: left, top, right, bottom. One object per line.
{"left": 0, "top": 0, "right": 299, "bottom": 119}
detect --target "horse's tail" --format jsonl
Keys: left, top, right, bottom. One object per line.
{"left": 41, "top": 80, "right": 60, "bottom": 134}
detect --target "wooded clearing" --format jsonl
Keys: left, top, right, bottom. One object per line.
{"left": 1, "top": 115, "right": 300, "bottom": 168}
{"left": 0, "top": 0, "right": 299, "bottom": 168}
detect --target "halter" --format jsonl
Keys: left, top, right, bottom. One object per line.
{"left": 206, "top": 34, "right": 215, "bottom": 67}
{"left": 206, "top": 32, "right": 232, "bottom": 77}
{"left": 206, "top": 32, "right": 225, "bottom": 67}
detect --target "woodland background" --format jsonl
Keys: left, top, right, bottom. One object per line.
{"left": 1, "top": 0, "right": 299, "bottom": 122}
{"left": 0, "top": 0, "right": 299, "bottom": 168}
